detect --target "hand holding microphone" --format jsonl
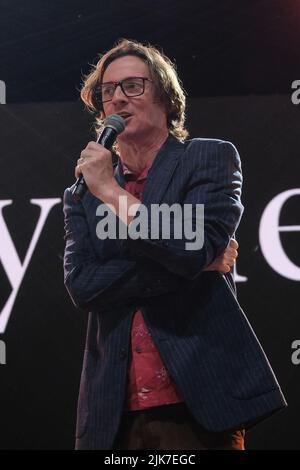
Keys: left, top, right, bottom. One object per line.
{"left": 72, "top": 114, "right": 125, "bottom": 201}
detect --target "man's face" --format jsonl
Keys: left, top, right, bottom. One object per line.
{"left": 102, "top": 55, "right": 168, "bottom": 142}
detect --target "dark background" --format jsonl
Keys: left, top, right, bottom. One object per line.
{"left": 2, "top": 0, "right": 300, "bottom": 102}
{"left": 0, "top": 0, "right": 299, "bottom": 449}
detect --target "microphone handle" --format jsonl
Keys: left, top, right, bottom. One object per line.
{"left": 72, "top": 127, "right": 117, "bottom": 201}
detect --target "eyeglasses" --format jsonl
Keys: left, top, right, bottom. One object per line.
{"left": 97, "top": 77, "right": 153, "bottom": 104}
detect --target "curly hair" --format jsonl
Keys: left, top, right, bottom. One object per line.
{"left": 80, "top": 38, "right": 188, "bottom": 141}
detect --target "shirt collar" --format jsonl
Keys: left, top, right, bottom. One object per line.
{"left": 120, "top": 160, "right": 151, "bottom": 182}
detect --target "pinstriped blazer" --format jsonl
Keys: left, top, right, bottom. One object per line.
{"left": 63, "top": 136, "right": 286, "bottom": 450}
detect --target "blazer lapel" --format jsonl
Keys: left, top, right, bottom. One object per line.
{"left": 83, "top": 137, "right": 183, "bottom": 212}
{"left": 80, "top": 138, "right": 184, "bottom": 257}
{"left": 114, "top": 159, "right": 126, "bottom": 188}
{"left": 114, "top": 136, "right": 184, "bottom": 206}
{"left": 143, "top": 136, "right": 184, "bottom": 205}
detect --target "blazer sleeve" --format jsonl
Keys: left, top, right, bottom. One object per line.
{"left": 63, "top": 188, "right": 181, "bottom": 312}
{"left": 123, "top": 139, "right": 244, "bottom": 280}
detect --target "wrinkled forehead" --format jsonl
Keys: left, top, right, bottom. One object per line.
{"left": 102, "top": 55, "right": 151, "bottom": 83}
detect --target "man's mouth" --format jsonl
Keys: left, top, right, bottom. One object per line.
{"left": 117, "top": 112, "right": 132, "bottom": 121}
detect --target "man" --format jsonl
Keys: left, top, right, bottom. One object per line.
{"left": 63, "top": 39, "right": 286, "bottom": 450}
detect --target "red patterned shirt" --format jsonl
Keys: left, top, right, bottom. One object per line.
{"left": 121, "top": 161, "right": 183, "bottom": 411}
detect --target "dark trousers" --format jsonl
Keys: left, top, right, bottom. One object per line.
{"left": 113, "top": 403, "right": 245, "bottom": 450}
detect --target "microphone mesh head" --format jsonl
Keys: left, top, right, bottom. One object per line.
{"left": 104, "top": 114, "right": 125, "bottom": 134}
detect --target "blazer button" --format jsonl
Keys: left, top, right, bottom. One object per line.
{"left": 119, "top": 348, "right": 127, "bottom": 360}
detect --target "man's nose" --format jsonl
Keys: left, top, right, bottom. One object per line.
{"left": 111, "top": 84, "right": 128, "bottom": 103}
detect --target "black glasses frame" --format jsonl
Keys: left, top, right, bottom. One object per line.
{"left": 95, "top": 77, "right": 153, "bottom": 105}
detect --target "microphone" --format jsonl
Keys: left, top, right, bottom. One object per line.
{"left": 72, "top": 114, "right": 125, "bottom": 201}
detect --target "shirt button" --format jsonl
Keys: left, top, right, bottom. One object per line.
{"left": 135, "top": 346, "right": 142, "bottom": 353}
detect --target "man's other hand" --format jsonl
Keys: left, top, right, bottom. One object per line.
{"left": 204, "top": 238, "right": 239, "bottom": 273}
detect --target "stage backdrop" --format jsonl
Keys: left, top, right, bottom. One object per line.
{"left": 0, "top": 95, "right": 299, "bottom": 449}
